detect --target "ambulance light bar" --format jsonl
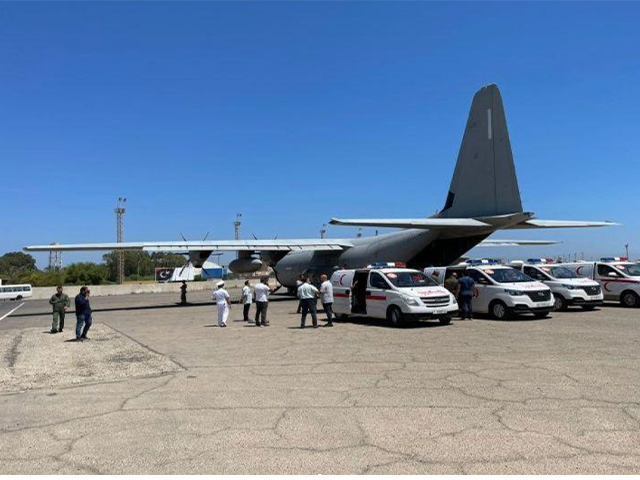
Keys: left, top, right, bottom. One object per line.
{"left": 466, "top": 258, "right": 501, "bottom": 266}
{"left": 527, "top": 258, "right": 556, "bottom": 264}
{"left": 366, "top": 262, "right": 407, "bottom": 269}
{"left": 601, "top": 257, "right": 628, "bottom": 262}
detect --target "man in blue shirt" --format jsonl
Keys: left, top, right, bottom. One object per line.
{"left": 456, "top": 272, "right": 476, "bottom": 320}
{"left": 74, "top": 286, "right": 93, "bottom": 341}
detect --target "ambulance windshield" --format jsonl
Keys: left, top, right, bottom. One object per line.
{"left": 546, "top": 266, "right": 579, "bottom": 279}
{"left": 619, "top": 264, "right": 640, "bottom": 277}
{"left": 384, "top": 271, "right": 438, "bottom": 288}
{"left": 486, "top": 268, "right": 532, "bottom": 283}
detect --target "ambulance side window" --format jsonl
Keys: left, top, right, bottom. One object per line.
{"left": 370, "top": 272, "right": 390, "bottom": 289}
{"left": 598, "top": 265, "right": 621, "bottom": 278}
{"left": 524, "top": 267, "right": 545, "bottom": 281}
{"left": 466, "top": 269, "right": 488, "bottom": 285}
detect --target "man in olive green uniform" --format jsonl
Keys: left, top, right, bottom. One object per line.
{"left": 49, "top": 285, "right": 70, "bottom": 334}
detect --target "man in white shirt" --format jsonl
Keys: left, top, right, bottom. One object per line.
{"left": 295, "top": 275, "right": 304, "bottom": 314}
{"left": 212, "top": 281, "right": 231, "bottom": 327}
{"left": 319, "top": 274, "right": 334, "bottom": 327}
{"left": 253, "top": 277, "right": 272, "bottom": 327}
{"left": 297, "top": 277, "right": 319, "bottom": 328}
{"left": 241, "top": 280, "right": 252, "bottom": 321}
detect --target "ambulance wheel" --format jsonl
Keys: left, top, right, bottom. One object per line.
{"left": 439, "top": 316, "right": 451, "bottom": 326}
{"left": 16, "top": 295, "right": 23, "bottom": 301}
{"left": 339, "top": 314, "right": 349, "bottom": 321}
{"left": 553, "top": 294, "right": 567, "bottom": 311}
{"left": 489, "top": 300, "right": 509, "bottom": 320}
{"left": 387, "top": 306, "right": 404, "bottom": 327}
{"left": 621, "top": 291, "right": 640, "bottom": 308}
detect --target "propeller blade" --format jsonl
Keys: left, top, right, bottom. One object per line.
{"left": 202, "top": 231, "right": 210, "bottom": 241}
{"left": 180, "top": 233, "right": 187, "bottom": 242}
{"left": 252, "top": 233, "right": 258, "bottom": 240}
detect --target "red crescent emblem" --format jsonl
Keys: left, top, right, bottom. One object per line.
{"left": 473, "top": 287, "right": 479, "bottom": 298}
{"left": 339, "top": 274, "right": 347, "bottom": 286}
{"left": 577, "top": 266, "right": 583, "bottom": 275}
{"left": 604, "top": 282, "right": 612, "bottom": 292}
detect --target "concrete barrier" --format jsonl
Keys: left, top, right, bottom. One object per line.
{"left": 30, "top": 280, "right": 250, "bottom": 300}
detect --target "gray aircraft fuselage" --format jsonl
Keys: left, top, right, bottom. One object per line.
{"left": 272, "top": 228, "right": 490, "bottom": 289}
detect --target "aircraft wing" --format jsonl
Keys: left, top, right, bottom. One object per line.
{"left": 477, "top": 239, "right": 561, "bottom": 247}
{"left": 506, "top": 219, "right": 619, "bottom": 229}
{"left": 329, "top": 217, "right": 490, "bottom": 229}
{"left": 24, "top": 239, "right": 354, "bottom": 253}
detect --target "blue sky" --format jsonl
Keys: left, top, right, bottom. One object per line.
{"left": 1, "top": 1, "right": 639, "bottom": 268}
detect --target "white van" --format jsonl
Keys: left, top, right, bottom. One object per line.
{"left": 560, "top": 258, "right": 640, "bottom": 307}
{"left": 0, "top": 283, "right": 33, "bottom": 301}
{"left": 331, "top": 263, "right": 458, "bottom": 327}
{"left": 426, "top": 261, "right": 554, "bottom": 320}
{"left": 511, "top": 260, "right": 603, "bottom": 311}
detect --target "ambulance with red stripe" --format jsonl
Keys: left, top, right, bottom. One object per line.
{"left": 425, "top": 259, "right": 554, "bottom": 320}
{"left": 559, "top": 258, "right": 640, "bottom": 308}
{"left": 510, "top": 259, "right": 603, "bottom": 311}
{"left": 330, "top": 263, "right": 458, "bottom": 327}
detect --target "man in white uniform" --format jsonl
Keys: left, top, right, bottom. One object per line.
{"left": 319, "top": 274, "right": 334, "bottom": 327}
{"left": 241, "top": 280, "right": 252, "bottom": 321}
{"left": 253, "top": 277, "right": 272, "bottom": 327}
{"left": 212, "top": 281, "right": 231, "bottom": 327}
{"left": 297, "top": 277, "right": 319, "bottom": 329}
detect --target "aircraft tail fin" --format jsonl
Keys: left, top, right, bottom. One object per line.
{"left": 440, "top": 84, "right": 523, "bottom": 219}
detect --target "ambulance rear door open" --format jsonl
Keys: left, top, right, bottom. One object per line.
{"left": 351, "top": 270, "right": 369, "bottom": 314}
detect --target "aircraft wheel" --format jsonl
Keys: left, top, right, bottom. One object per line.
{"left": 553, "top": 294, "right": 567, "bottom": 311}
{"left": 490, "top": 301, "right": 509, "bottom": 320}
{"left": 387, "top": 306, "right": 404, "bottom": 327}
{"left": 621, "top": 291, "right": 640, "bottom": 308}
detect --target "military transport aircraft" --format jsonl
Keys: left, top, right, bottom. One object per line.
{"left": 25, "top": 84, "right": 616, "bottom": 290}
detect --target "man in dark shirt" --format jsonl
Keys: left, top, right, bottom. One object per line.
{"left": 74, "top": 286, "right": 93, "bottom": 341}
{"left": 456, "top": 272, "right": 476, "bottom": 320}
{"left": 180, "top": 281, "right": 187, "bottom": 305}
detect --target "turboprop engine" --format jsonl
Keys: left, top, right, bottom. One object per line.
{"left": 229, "top": 257, "right": 264, "bottom": 273}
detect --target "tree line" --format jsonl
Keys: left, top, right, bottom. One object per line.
{"left": 0, "top": 251, "right": 187, "bottom": 287}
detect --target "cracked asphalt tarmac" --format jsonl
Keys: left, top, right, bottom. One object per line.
{"left": 1, "top": 291, "right": 640, "bottom": 474}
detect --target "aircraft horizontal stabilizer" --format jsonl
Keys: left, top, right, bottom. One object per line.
{"left": 507, "top": 219, "right": 620, "bottom": 229}
{"left": 329, "top": 217, "right": 490, "bottom": 229}
{"left": 477, "top": 239, "right": 560, "bottom": 247}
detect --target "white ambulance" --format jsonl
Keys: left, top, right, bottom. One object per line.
{"left": 425, "top": 259, "right": 554, "bottom": 320}
{"left": 331, "top": 262, "right": 458, "bottom": 327}
{"left": 510, "top": 259, "right": 603, "bottom": 311}
{"left": 559, "top": 258, "right": 640, "bottom": 307}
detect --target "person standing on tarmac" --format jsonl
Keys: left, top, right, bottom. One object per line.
{"left": 319, "top": 274, "right": 334, "bottom": 327}
{"left": 253, "top": 277, "right": 273, "bottom": 327}
{"left": 212, "top": 281, "right": 231, "bottom": 327}
{"left": 74, "top": 286, "right": 93, "bottom": 341}
{"left": 295, "top": 274, "right": 305, "bottom": 314}
{"left": 444, "top": 272, "right": 459, "bottom": 295}
{"left": 180, "top": 281, "right": 188, "bottom": 305}
{"left": 49, "top": 285, "right": 70, "bottom": 334}
{"left": 241, "top": 280, "right": 252, "bottom": 321}
{"left": 456, "top": 271, "right": 476, "bottom": 320}
{"left": 298, "top": 277, "right": 319, "bottom": 328}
